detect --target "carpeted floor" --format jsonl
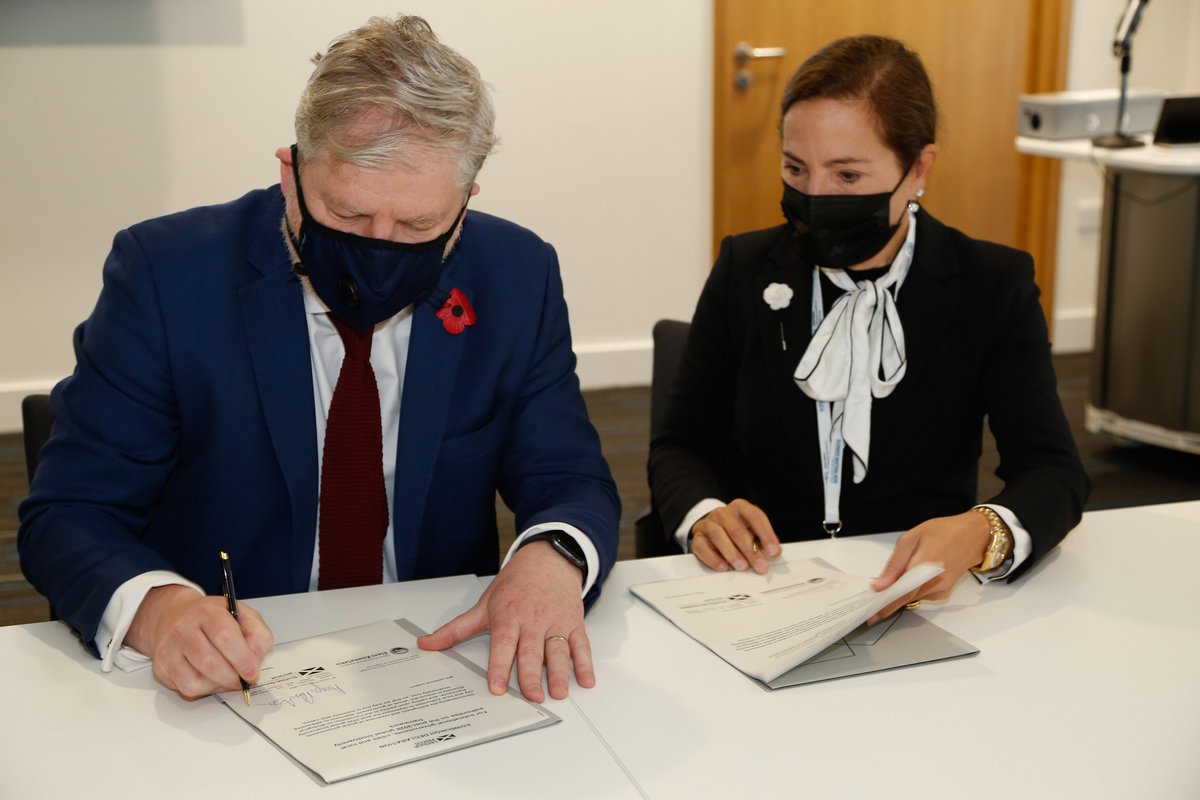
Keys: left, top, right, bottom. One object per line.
{"left": 4, "top": 352, "right": 1198, "bottom": 628}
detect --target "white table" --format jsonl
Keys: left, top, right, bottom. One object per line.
{"left": 575, "top": 501, "right": 1200, "bottom": 799}
{"left": 0, "top": 575, "right": 643, "bottom": 799}
{"left": 3, "top": 503, "right": 1198, "bottom": 798}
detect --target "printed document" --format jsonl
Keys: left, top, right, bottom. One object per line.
{"left": 631, "top": 558, "right": 944, "bottom": 683}
{"left": 217, "top": 619, "right": 558, "bottom": 783}
{"left": 764, "top": 607, "right": 978, "bottom": 689}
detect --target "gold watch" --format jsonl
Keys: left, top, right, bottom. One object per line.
{"left": 970, "top": 506, "right": 1012, "bottom": 574}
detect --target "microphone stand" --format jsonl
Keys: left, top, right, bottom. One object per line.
{"left": 1093, "top": 52, "right": 1143, "bottom": 148}
{"left": 1093, "top": 0, "right": 1149, "bottom": 148}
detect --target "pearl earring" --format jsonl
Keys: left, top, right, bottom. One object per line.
{"left": 907, "top": 187, "right": 925, "bottom": 214}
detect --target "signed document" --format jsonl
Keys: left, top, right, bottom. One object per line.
{"left": 631, "top": 558, "right": 949, "bottom": 684}
{"left": 217, "top": 619, "right": 558, "bottom": 783}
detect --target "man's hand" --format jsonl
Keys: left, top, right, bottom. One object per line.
{"left": 690, "top": 498, "right": 782, "bottom": 574}
{"left": 125, "top": 584, "right": 274, "bottom": 699}
{"left": 418, "top": 541, "right": 591, "bottom": 703}
{"left": 867, "top": 511, "right": 992, "bottom": 624}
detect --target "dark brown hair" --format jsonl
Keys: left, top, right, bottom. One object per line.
{"left": 780, "top": 35, "right": 937, "bottom": 171}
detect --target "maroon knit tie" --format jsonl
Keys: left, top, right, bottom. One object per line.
{"left": 318, "top": 317, "right": 388, "bottom": 589}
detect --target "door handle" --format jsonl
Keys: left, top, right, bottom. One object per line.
{"left": 733, "top": 42, "right": 788, "bottom": 91}
{"left": 734, "top": 42, "right": 787, "bottom": 64}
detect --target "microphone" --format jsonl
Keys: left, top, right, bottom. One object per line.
{"left": 1113, "top": 0, "right": 1150, "bottom": 57}
{"left": 1095, "top": 0, "right": 1151, "bottom": 147}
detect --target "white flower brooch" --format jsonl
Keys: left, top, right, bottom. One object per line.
{"left": 763, "top": 282, "right": 793, "bottom": 310}
{"left": 762, "top": 282, "right": 793, "bottom": 351}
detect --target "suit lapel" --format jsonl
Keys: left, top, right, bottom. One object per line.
{"left": 751, "top": 235, "right": 823, "bottom": 489}
{"left": 872, "top": 211, "right": 960, "bottom": 442}
{"left": 892, "top": 213, "right": 959, "bottom": 389}
{"left": 239, "top": 192, "right": 319, "bottom": 592}
{"left": 390, "top": 276, "right": 469, "bottom": 579}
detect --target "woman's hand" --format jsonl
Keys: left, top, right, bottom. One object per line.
{"left": 867, "top": 510, "right": 992, "bottom": 623}
{"left": 690, "top": 499, "right": 782, "bottom": 574}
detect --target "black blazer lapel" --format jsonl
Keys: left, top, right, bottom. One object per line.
{"left": 894, "top": 213, "right": 960, "bottom": 384}
{"left": 870, "top": 212, "right": 961, "bottom": 449}
{"left": 751, "top": 235, "right": 823, "bottom": 489}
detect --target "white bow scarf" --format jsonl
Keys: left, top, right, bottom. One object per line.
{"left": 792, "top": 208, "right": 917, "bottom": 530}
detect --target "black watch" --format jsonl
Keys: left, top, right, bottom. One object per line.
{"left": 519, "top": 530, "right": 588, "bottom": 581}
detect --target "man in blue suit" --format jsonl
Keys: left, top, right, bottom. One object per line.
{"left": 18, "top": 14, "right": 619, "bottom": 705}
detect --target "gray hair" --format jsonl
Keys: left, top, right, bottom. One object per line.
{"left": 295, "top": 15, "right": 496, "bottom": 187}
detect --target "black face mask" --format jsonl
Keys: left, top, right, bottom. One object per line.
{"left": 780, "top": 171, "right": 908, "bottom": 269}
{"left": 286, "top": 144, "right": 467, "bottom": 332}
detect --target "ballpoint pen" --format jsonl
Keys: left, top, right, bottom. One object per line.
{"left": 219, "top": 550, "right": 252, "bottom": 705}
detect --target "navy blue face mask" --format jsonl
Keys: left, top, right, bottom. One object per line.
{"left": 287, "top": 144, "right": 468, "bottom": 332}
{"left": 780, "top": 170, "right": 908, "bottom": 269}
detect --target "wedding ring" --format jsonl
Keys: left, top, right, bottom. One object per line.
{"left": 545, "top": 634, "right": 568, "bottom": 643}
{"left": 905, "top": 601, "right": 922, "bottom": 610}
{"left": 751, "top": 540, "right": 761, "bottom": 553}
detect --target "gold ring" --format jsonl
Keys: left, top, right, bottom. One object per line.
{"left": 751, "top": 540, "right": 761, "bottom": 553}
{"left": 905, "top": 601, "right": 921, "bottom": 611}
{"left": 545, "top": 634, "right": 568, "bottom": 643}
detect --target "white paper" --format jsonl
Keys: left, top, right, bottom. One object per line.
{"left": 630, "top": 558, "right": 943, "bottom": 682}
{"left": 217, "top": 619, "right": 558, "bottom": 783}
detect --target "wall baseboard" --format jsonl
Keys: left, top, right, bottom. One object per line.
{"left": 574, "top": 339, "right": 653, "bottom": 390}
{"left": 2, "top": 322, "right": 1104, "bottom": 433}
{"left": 1052, "top": 308, "right": 1095, "bottom": 355}
{"left": 0, "top": 342, "right": 658, "bottom": 434}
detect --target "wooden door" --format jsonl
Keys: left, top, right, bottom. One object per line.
{"left": 713, "top": 0, "right": 1070, "bottom": 328}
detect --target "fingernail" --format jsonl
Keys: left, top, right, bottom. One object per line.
{"left": 734, "top": 559, "right": 748, "bottom": 571}
{"left": 767, "top": 544, "right": 781, "bottom": 557}
{"left": 754, "top": 559, "right": 768, "bottom": 573}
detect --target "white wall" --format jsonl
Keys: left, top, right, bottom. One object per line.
{"left": 0, "top": 0, "right": 713, "bottom": 431}
{"left": 3, "top": 1, "right": 1194, "bottom": 432}
{"left": 1051, "top": 0, "right": 1200, "bottom": 352}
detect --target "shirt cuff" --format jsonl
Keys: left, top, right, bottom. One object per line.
{"left": 97, "top": 571, "right": 204, "bottom": 673}
{"left": 504, "top": 523, "right": 599, "bottom": 597}
{"left": 675, "top": 498, "right": 727, "bottom": 553}
{"left": 971, "top": 504, "right": 1031, "bottom": 583}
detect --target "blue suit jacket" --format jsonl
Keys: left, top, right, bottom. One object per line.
{"left": 19, "top": 186, "right": 620, "bottom": 654}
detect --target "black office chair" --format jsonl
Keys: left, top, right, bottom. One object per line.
{"left": 22, "top": 394, "right": 55, "bottom": 485}
{"left": 22, "top": 394, "right": 62, "bottom": 622}
{"left": 634, "top": 319, "right": 691, "bottom": 558}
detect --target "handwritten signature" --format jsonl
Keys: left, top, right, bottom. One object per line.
{"left": 264, "top": 683, "right": 347, "bottom": 708}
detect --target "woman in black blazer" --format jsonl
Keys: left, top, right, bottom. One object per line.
{"left": 649, "top": 35, "right": 1088, "bottom": 618}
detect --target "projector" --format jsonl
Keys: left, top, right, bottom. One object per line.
{"left": 1017, "top": 89, "right": 1164, "bottom": 140}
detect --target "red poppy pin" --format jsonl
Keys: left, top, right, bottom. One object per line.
{"left": 436, "top": 288, "right": 476, "bottom": 335}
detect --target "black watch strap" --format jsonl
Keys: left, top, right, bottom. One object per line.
{"left": 519, "top": 530, "right": 588, "bottom": 582}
